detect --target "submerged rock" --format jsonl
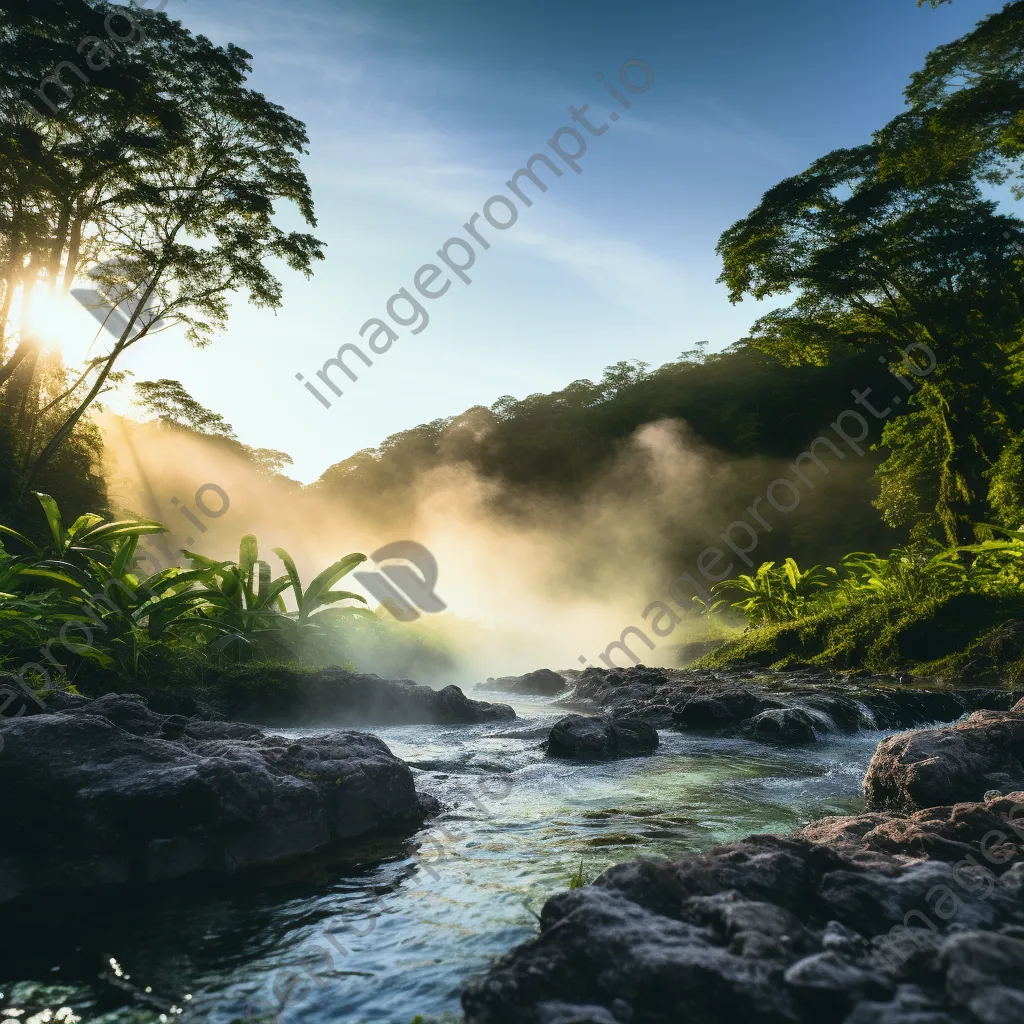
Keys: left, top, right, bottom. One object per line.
{"left": 462, "top": 793, "right": 1024, "bottom": 1024}
{"left": 547, "top": 714, "right": 659, "bottom": 759}
{"left": 864, "top": 700, "right": 1024, "bottom": 812}
{"left": 218, "top": 665, "right": 515, "bottom": 726}
{"left": 0, "top": 693, "right": 437, "bottom": 905}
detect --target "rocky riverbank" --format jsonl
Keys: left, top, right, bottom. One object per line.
{"left": 461, "top": 697, "right": 1024, "bottom": 1023}
{"left": 0, "top": 693, "right": 441, "bottom": 906}
{"left": 530, "top": 664, "right": 1024, "bottom": 741}
{"left": 106, "top": 664, "right": 517, "bottom": 728}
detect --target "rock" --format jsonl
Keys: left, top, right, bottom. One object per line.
{"left": 546, "top": 715, "right": 659, "bottom": 759}
{"left": 674, "top": 689, "right": 786, "bottom": 731}
{"left": 864, "top": 709, "right": 1024, "bottom": 812}
{"left": 741, "top": 707, "right": 819, "bottom": 744}
{"left": 461, "top": 794, "right": 1024, "bottom": 1024}
{"left": 550, "top": 665, "right": 1022, "bottom": 744}
{"left": 217, "top": 665, "right": 515, "bottom": 726}
{"left": 477, "top": 669, "right": 568, "bottom": 696}
{"left": 0, "top": 693, "right": 435, "bottom": 904}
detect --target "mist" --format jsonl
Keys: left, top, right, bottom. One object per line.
{"left": 99, "top": 410, "right": 878, "bottom": 686}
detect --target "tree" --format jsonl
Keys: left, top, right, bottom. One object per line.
{"left": 0, "top": 0, "right": 181, "bottom": 372}
{"left": 881, "top": 2, "right": 1024, "bottom": 189}
{"left": 717, "top": 144, "right": 1024, "bottom": 544}
{"left": 133, "top": 378, "right": 294, "bottom": 476}
{"left": 134, "top": 378, "right": 235, "bottom": 437}
{"left": 0, "top": 2, "right": 324, "bottom": 496}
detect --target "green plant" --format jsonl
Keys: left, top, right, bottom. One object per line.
{"left": 262, "top": 545, "right": 370, "bottom": 654}
{"left": 568, "top": 858, "right": 588, "bottom": 890}
{"left": 712, "top": 557, "right": 836, "bottom": 627}
{"left": 0, "top": 495, "right": 375, "bottom": 690}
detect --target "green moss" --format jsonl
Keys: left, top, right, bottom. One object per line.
{"left": 696, "top": 592, "right": 1024, "bottom": 680}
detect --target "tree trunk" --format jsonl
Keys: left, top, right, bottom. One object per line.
{"left": 46, "top": 203, "right": 71, "bottom": 291}
{"left": 0, "top": 270, "right": 16, "bottom": 355}
{"left": 0, "top": 270, "right": 39, "bottom": 390}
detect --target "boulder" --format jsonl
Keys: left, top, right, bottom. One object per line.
{"left": 674, "top": 689, "right": 785, "bottom": 732}
{"left": 741, "top": 707, "right": 819, "bottom": 744}
{"left": 478, "top": 669, "right": 567, "bottom": 697}
{"left": 462, "top": 794, "right": 1024, "bottom": 1024}
{"left": 0, "top": 694, "right": 436, "bottom": 904}
{"left": 546, "top": 714, "right": 659, "bottom": 760}
{"left": 864, "top": 708, "right": 1024, "bottom": 812}
{"left": 218, "top": 665, "right": 515, "bottom": 726}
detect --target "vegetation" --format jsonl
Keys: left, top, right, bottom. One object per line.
{"left": 568, "top": 858, "right": 590, "bottom": 890}
{"left": 690, "top": 3, "right": 1024, "bottom": 680}
{"left": 0, "top": 492, "right": 374, "bottom": 698}
{"left": 0, "top": 0, "right": 321, "bottom": 514}
{"left": 703, "top": 537, "right": 1024, "bottom": 677}
{"left": 4, "top": 2, "right": 1024, "bottom": 689}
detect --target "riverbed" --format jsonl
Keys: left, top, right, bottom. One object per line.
{"left": 0, "top": 693, "right": 896, "bottom": 1024}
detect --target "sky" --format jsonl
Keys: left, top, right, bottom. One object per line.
{"left": 58, "top": 0, "right": 1001, "bottom": 482}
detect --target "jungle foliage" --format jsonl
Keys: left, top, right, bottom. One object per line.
{"left": 701, "top": 1, "right": 1024, "bottom": 675}
{"left": 0, "top": 0, "right": 322, "bottom": 513}
{"left": 0, "top": 492, "right": 373, "bottom": 697}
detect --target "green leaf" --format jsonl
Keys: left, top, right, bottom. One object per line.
{"left": 81, "top": 520, "right": 166, "bottom": 547}
{"left": 19, "top": 568, "right": 83, "bottom": 587}
{"left": 0, "top": 524, "right": 37, "bottom": 553}
{"left": 303, "top": 553, "right": 367, "bottom": 608}
{"left": 66, "top": 514, "right": 104, "bottom": 542}
{"left": 110, "top": 535, "right": 139, "bottom": 579}
{"left": 272, "top": 547, "right": 304, "bottom": 611}
{"left": 239, "top": 533, "right": 258, "bottom": 582}
{"left": 33, "top": 492, "right": 65, "bottom": 553}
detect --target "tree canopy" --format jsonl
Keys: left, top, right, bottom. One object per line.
{"left": 0, "top": 0, "right": 322, "bottom": 508}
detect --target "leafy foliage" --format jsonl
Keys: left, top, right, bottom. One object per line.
{"left": 711, "top": 558, "right": 836, "bottom": 626}
{"left": 0, "top": 493, "right": 368, "bottom": 690}
{"left": 0, "top": 1, "right": 322, "bottom": 497}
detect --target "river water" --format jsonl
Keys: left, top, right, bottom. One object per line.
{"left": 0, "top": 694, "right": 892, "bottom": 1024}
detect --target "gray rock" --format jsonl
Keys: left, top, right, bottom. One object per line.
{"left": 674, "top": 689, "right": 785, "bottom": 731}
{"left": 0, "top": 693, "right": 434, "bottom": 904}
{"left": 546, "top": 715, "right": 659, "bottom": 760}
{"left": 864, "top": 708, "right": 1024, "bottom": 812}
{"left": 219, "top": 665, "right": 515, "bottom": 726}
{"left": 461, "top": 793, "right": 1024, "bottom": 1024}
{"left": 478, "top": 668, "right": 568, "bottom": 696}
{"left": 741, "top": 707, "right": 819, "bottom": 744}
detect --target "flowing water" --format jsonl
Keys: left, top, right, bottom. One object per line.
{"left": 0, "top": 694, "right": 894, "bottom": 1024}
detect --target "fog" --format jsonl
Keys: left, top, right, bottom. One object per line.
{"left": 99, "top": 411, "right": 873, "bottom": 686}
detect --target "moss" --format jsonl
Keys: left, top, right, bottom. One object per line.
{"left": 696, "top": 592, "right": 1024, "bottom": 679}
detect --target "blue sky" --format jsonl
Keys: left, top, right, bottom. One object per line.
{"left": 93, "top": 0, "right": 998, "bottom": 481}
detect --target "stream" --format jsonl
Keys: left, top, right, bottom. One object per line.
{"left": 0, "top": 693, "right": 898, "bottom": 1024}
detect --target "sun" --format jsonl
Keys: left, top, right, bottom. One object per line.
{"left": 28, "top": 289, "right": 101, "bottom": 366}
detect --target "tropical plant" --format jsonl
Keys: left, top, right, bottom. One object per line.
{"left": 0, "top": 494, "right": 373, "bottom": 686}
{"left": 712, "top": 558, "right": 836, "bottom": 627}
{"left": 183, "top": 535, "right": 289, "bottom": 653}
{"left": 838, "top": 545, "right": 968, "bottom": 605}
{"left": 264, "top": 545, "right": 370, "bottom": 653}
